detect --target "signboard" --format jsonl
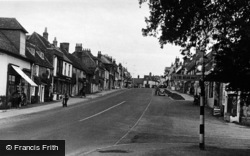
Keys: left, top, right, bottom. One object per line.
{"left": 171, "top": 74, "right": 201, "bottom": 81}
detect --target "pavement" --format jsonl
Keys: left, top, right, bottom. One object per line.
{"left": 166, "top": 89, "right": 194, "bottom": 101}
{"left": 0, "top": 89, "right": 125, "bottom": 120}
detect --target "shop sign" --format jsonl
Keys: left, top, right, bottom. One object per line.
{"left": 172, "top": 74, "right": 201, "bottom": 81}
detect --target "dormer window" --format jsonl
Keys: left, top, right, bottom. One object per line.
{"left": 37, "top": 51, "right": 44, "bottom": 59}
{"left": 27, "top": 47, "right": 35, "bottom": 56}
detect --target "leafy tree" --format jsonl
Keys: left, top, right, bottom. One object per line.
{"left": 139, "top": 0, "right": 250, "bottom": 92}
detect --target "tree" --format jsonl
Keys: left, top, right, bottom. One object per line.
{"left": 139, "top": 0, "right": 250, "bottom": 92}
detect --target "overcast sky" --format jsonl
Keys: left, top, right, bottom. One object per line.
{"left": 0, "top": 0, "right": 182, "bottom": 78}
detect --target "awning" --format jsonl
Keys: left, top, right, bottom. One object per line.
{"left": 12, "top": 65, "right": 38, "bottom": 87}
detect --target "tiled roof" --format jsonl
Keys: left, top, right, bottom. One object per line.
{"left": 100, "top": 55, "right": 112, "bottom": 64}
{"left": 28, "top": 32, "right": 52, "bottom": 51}
{"left": 44, "top": 48, "right": 63, "bottom": 64}
{"left": 0, "top": 31, "right": 18, "bottom": 54}
{"left": 26, "top": 42, "right": 53, "bottom": 69}
{"left": 0, "top": 18, "right": 28, "bottom": 33}
{"left": 0, "top": 31, "right": 31, "bottom": 62}
{"left": 72, "top": 51, "right": 97, "bottom": 74}
{"left": 55, "top": 48, "right": 72, "bottom": 63}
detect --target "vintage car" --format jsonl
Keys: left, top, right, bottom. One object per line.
{"left": 157, "top": 85, "right": 167, "bottom": 96}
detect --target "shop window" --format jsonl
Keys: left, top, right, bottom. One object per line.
{"left": 9, "top": 75, "right": 15, "bottom": 85}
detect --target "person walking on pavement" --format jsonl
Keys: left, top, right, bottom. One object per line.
{"left": 62, "top": 93, "right": 69, "bottom": 107}
{"left": 80, "top": 87, "right": 86, "bottom": 98}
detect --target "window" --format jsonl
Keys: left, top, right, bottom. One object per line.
{"left": 20, "top": 32, "right": 26, "bottom": 55}
{"left": 68, "top": 64, "right": 70, "bottom": 76}
{"left": 36, "top": 65, "right": 39, "bottom": 76}
{"left": 27, "top": 47, "right": 35, "bottom": 56}
{"left": 209, "top": 82, "right": 214, "bottom": 98}
{"left": 64, "top": 62, "right": 67, "bottom": 76}
{"left": 37, "top": 51, "right": 44, "bottom": 59}
{"left": 46, "top": 69, "right": 50, "bottom": 78}
{"left": 9, "top": 75, "right": 15, "bottom": 85}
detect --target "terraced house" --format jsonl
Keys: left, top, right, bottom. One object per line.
{"left": 27, "top": 28, "right": 73, "bottom": 100}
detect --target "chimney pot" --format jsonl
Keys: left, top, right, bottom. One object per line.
{"left": 43, "top": 27, "right": 48, "bottom": 40}
{"left": 53, "top": 37, "right": 58, "bottom": 47}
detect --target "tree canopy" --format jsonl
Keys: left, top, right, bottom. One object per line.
{"left": 139, "top": 0, "right": 250, "bottom": 92}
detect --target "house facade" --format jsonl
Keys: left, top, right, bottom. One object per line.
{"left": 26, "top": 42, "right": 53, "bottom": 103}
{"left": 28, "top": 29, "right": 73, "bottom": 100}
{"left": 0, "top": 18, "right": 37, "bottom": 108}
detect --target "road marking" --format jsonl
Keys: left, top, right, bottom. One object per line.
{"left": 79, "top": 101, "right": 126, "bottom": 122}
{"left": 114, "top": 98, "right": 152, "bottom": 145}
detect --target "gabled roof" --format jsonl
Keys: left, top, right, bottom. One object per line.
{"left": 0, "top": 18, "right": 28, "bottom": 33}
{"left": 100, "top": 55, "right": 113, "bottom": 65}
{"left": 28, "top": 32, "right": 52, "bottom": 51}
{"left": 26, "top": 42, "right": 53, "bottom": 69}
{"left": 72, "top": 50, "right": 97, "bottom": 74}
{"left": 28, "top": 32, "right": 73, "bottom": 64}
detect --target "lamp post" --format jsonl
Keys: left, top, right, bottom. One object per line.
{"left": 198, "top": 19, "right": 206, "bottom": 150}
{"left": 199, "top": 49, "right": 205, "bottom": 150}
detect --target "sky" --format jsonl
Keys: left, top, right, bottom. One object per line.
{"left": 0, "top": 0, "right": 183, "bottom": 78}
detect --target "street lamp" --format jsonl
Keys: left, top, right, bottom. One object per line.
{"left": 199, "top": 49, "right": 205, "bottom": 150}
{"left": 196, "top": 20, "right": 208, "bottom": 150}
{"left": 198, "top": 20, "right": 206, "bottom": 150}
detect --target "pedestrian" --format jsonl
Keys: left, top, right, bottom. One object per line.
{"left": 11, "top": 91, "right": 19, "bottom": 108}
{"left": 81, "top": 87, "right": 86, "bottom": 98}
{"left": 20, "top": 91, "right": 26, "bottom": 106}
{"left": 155, "top": 85, "right": 159, "bottom": 95}
{"left": 62, "top": 93, "right": 69, "bottom": 107}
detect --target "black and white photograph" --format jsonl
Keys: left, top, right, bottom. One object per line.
{"left": 0, "top": 0, "right": 250, "bottom": 155}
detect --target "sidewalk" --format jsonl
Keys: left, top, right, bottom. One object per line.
{"left": 166, "top": 89, "right": 194, "bottom": 101}
{"left": 0, "top": 89, "right": 125, "bottom": 120}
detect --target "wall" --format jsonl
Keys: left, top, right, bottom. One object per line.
{"left": 53, "top": 56, "right": 58, "bottom": 76}
{"left": 143, "top": 80, "right": 159, "bottom": 88}
{"left": 0, "top": 52, "right": 30, "bottom": 95}
{"left": 206, "top": 82, "right": 215, "bottom": 108}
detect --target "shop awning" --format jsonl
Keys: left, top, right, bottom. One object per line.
{"left": 12, "top": 65, "right": 38, "bottom": 87}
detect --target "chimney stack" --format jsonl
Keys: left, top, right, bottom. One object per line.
{"left": 75, "top": 43, "right": 82, "bottom": 52}
{"left": 60, "top": 42, "right": 70, "bottom": 52}
{"left": 98, "top": 51, "right": 102, "bottom": 58}
{"left": 53, "top": 37, "right": 58, "bottom": 47}
{"left": 43, "top": 27, "right": 48, "bottom": 40}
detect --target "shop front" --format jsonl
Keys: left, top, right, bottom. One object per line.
{"left": 6, "top": 64, "right": 37, "bottom": 108}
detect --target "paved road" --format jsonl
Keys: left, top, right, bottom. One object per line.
{"left": 1, "top": 88, "right": 250, "bottom": 156}
{"left": 0, "top": 88, "right": 153, "bottom": 155}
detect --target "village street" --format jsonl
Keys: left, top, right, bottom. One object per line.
{"left": 0, "top": 88, "right": 250, "bottom": 156}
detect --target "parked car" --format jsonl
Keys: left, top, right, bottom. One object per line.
{"left": 156, "top": 84, "right": 167, "bottom": 96}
